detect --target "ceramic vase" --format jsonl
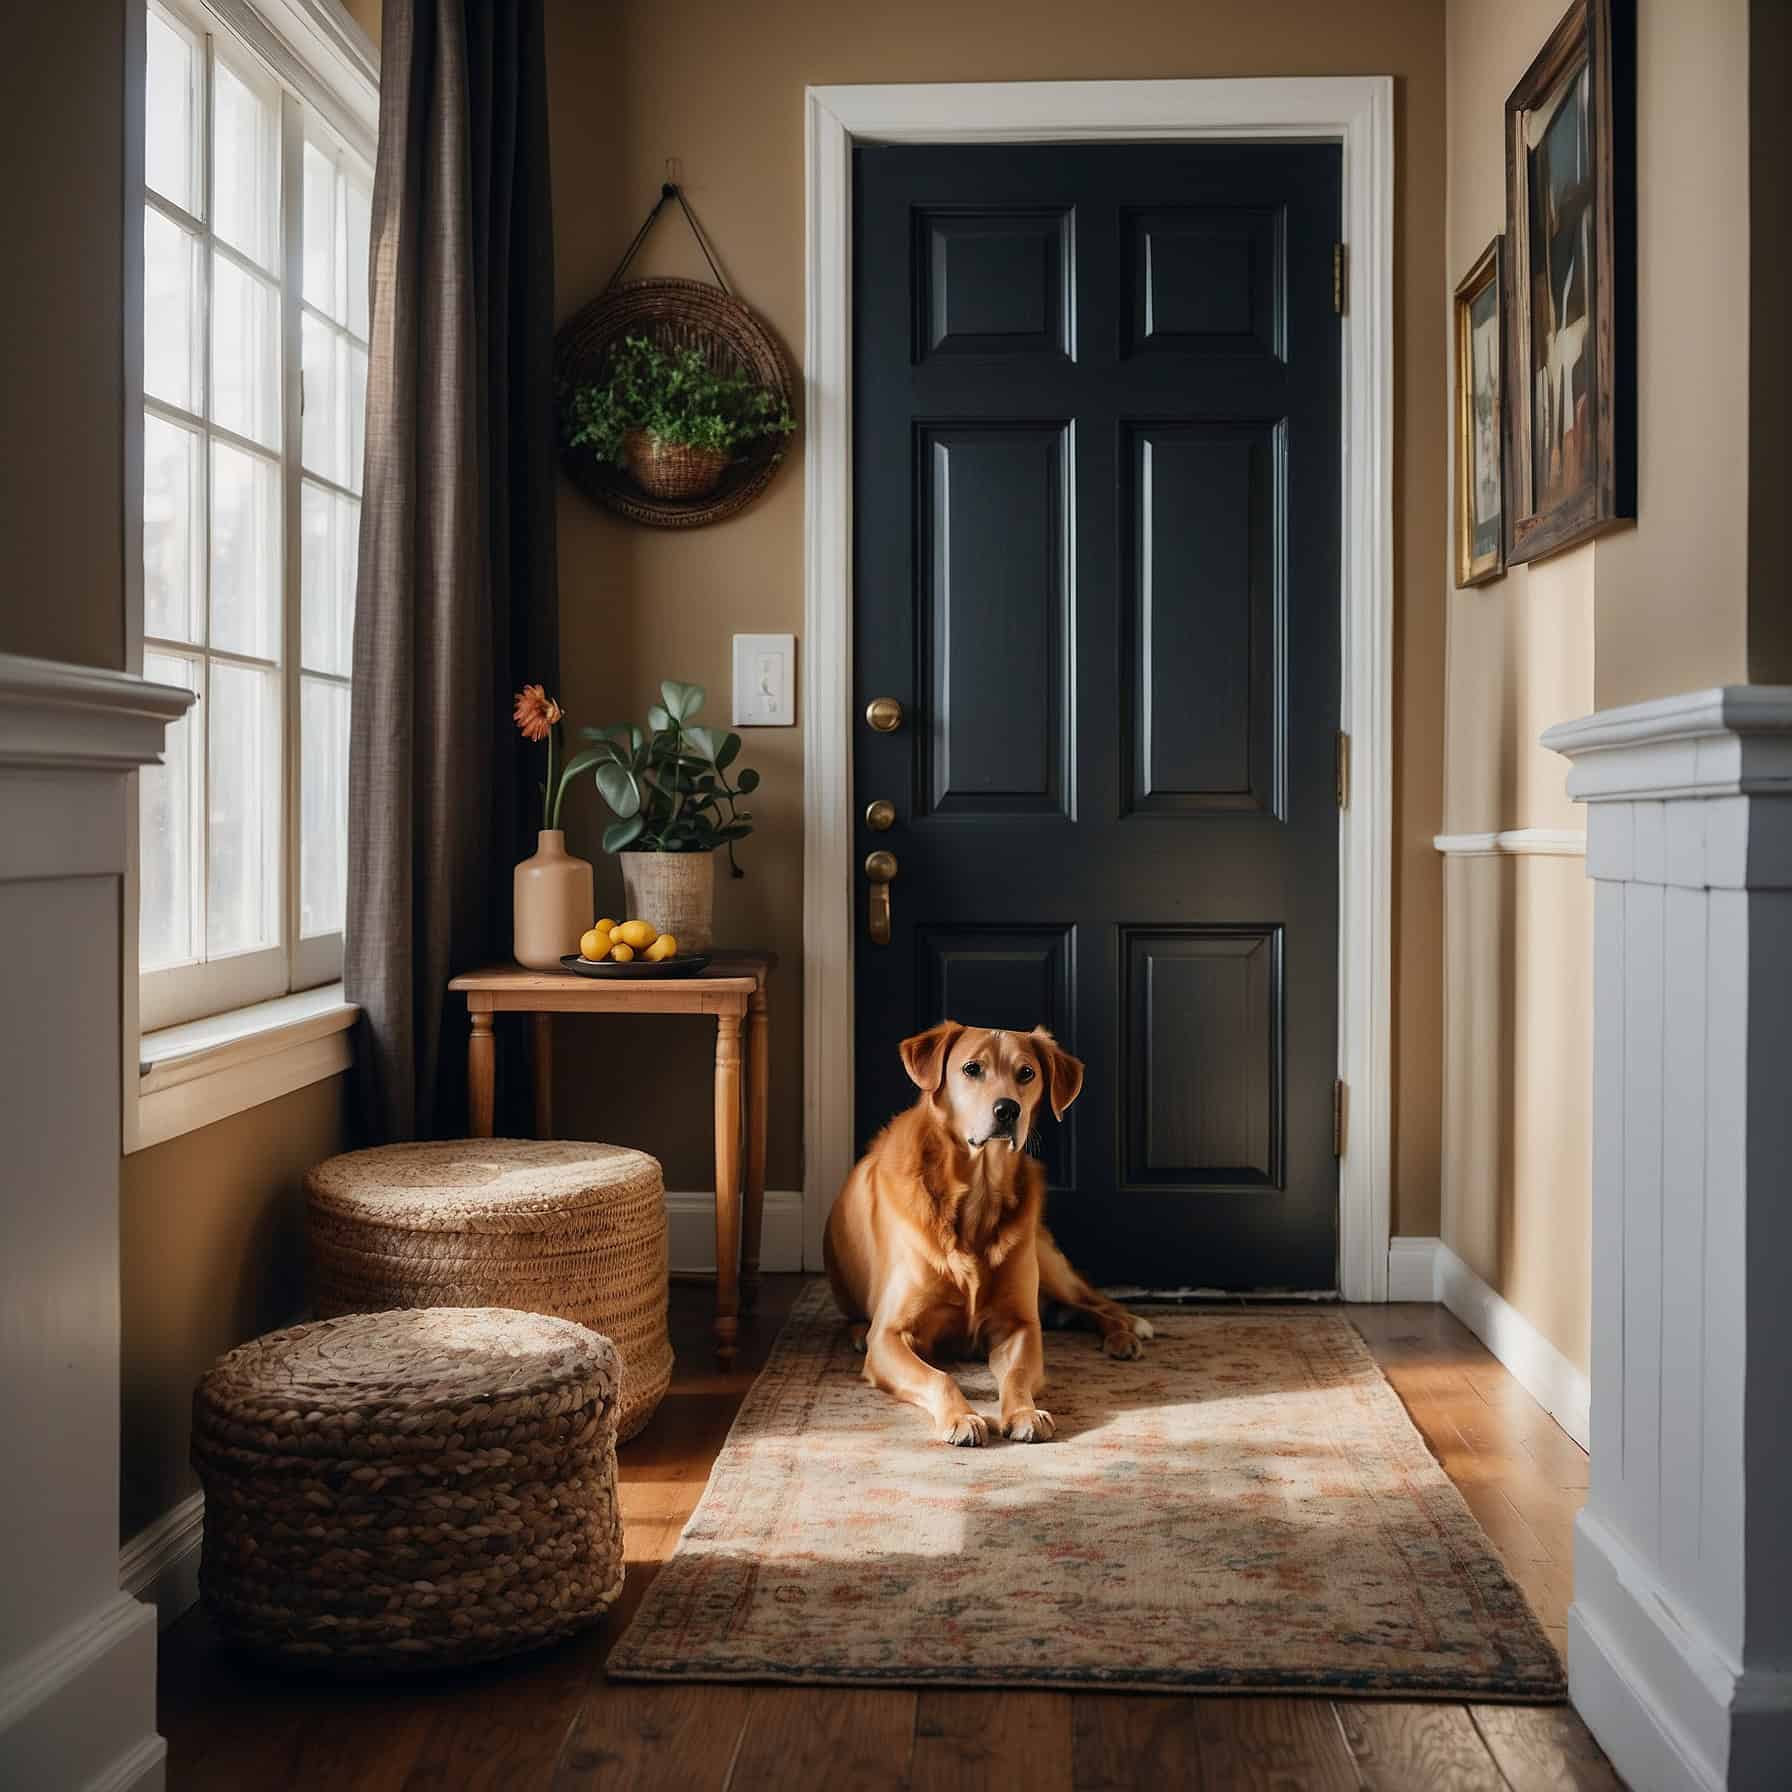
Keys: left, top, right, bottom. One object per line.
{"left": 513, "top": 830, "right": 594, "bottom": 969}
{"left": 620, "top": 849, "right": 715, "bottom": 952}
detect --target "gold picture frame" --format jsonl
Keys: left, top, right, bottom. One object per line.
{"left": 1454, "top": 236, "right": 1506, "bottom": 587}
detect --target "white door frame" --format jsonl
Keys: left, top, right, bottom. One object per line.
{"left": 801, "top": 77, "right": 1395, "bottom": 1300}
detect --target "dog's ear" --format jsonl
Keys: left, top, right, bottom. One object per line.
{"left": 900, "top": 1021, "right": 965, "bottom": 1094}
{"left": 1029, "top": 1027, "right": 1085, "bottom": 1121}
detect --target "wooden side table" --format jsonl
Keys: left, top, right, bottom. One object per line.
{"left": 446, "top": 951, "right": 774, "bottom": 1360}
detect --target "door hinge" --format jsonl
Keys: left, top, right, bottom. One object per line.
{"left": 1333, "top": 1080, "right": 1348, "bottom": 1157}
{"left": 1332, "top": 242, "right": 1346, "bottom": 315}
{"left": 1335, "top": 729, "right": 1350, "bottom": 808}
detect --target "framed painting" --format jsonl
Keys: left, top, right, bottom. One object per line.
{"left": 1503, "top": 0, "right": 1635, "bottom": 565}
{"left": 1454, "top": 237, "right": 1506, "bottom": 587}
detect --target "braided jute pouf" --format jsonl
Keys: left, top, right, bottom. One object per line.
{"left": 306, "top": 1141, "right": 672, "bottom": 1440}
{"left": 191, "top": 1307, "right": 624, "bottom": 1671}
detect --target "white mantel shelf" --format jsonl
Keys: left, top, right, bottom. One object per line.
{"left": 0, "top": 652, "right": 193, "bottom": 773}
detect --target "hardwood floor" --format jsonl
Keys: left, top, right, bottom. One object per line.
{"left": 157, "top": 1281, "right": 1621, "bottom": 1790}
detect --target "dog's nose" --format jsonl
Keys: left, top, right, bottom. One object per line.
{"left": 992, "top": 1098, "right": 1021, "bottom": 1129}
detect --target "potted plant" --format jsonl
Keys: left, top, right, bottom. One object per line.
{"left": 581, "top": 680, "right": 760, "bottom": 950}
{"left": 563, "top": 334, "right": 795, "bottom": 501}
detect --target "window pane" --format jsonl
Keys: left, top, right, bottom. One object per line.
{"left": 145, "top": 6, "right": 201, "bottom": 216}
{"left": 301, "top": 480, "right": 357, "bottom": 676}
{"left": 211, "top": 252, "right": 280, "bottom": 448}
{"left": 300, "top": 677, "right": 349, "bottom": 938}
{"left": 144, "top": 413, "right": 204, "bottom": 644}
{"left": 212, "top": 54, "right": 280, "bottom": 272}
{"left": 144, "top": 206, "right": 203, "bottom": 413}
{"left": 140, "top": 651, "right": 199, "bottom": 972}
{"left": 302, "top": 317, "right": 366, "bottom": 491}
{"left": 345, "top": 165, "right": 372, "bottom": 339}
{"left": 210, "top": 440, "right": 281, "bottom": 659}
{"left": 302, "top": 139, "right": 341, "bottom": 323}
{"left": 206, "top": 660, "right": 281, "bottom": 957}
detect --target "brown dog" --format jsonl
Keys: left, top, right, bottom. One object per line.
{"left": 824, "top": 1021, "right": 1154, "bottom": 1445}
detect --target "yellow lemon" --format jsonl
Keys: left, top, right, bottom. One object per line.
{"left": 645, "top": 933, "right": 678, "bottom": 962}
{"left": 594, "top": 918, "right": 617, "bottom": 933}
{"left": 608, "top": 940, "right": 635, "bottom": 963}
{"left": 617, "top": 919, "right": 657, "bottom": 949}
{"left": 578, "top": 927, "right": 608, "bottom": 961}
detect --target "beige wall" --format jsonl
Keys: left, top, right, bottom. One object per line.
{"left": 120, "top": 1080, "right": 348, "bottom": 1536}
{"left": 544, "top": 0, "right": 1450, "bottom": 1236}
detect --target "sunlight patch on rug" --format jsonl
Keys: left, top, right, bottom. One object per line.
{"left": 606, "top": 1283, "right": 1566, "bottom": 1698}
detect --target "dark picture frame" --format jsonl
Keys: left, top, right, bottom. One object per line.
{"left": 1454, "top": 237, "right": 1506, "bottom": 587}
{"left": 1503, "top": 0, "right": 1635, "bottom": 565}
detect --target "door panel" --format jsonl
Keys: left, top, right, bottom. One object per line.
{"left": 1124, "top": 422, "right": 1282, "bottom": 817}
{"left": 918, "top": 424, "right": 1070, "bottom": 816}
{"left": 854, "top": 141, "right": 1341, "bottom": 1289}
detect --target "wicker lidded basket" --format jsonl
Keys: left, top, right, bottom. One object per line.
{"left": 306, "top": 1140, "right": 672, "bottom": 1441}
{"left": 192, "top": 1306, "right": 624, "bottom": 1672}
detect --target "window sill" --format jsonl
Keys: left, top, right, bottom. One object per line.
{"left": 132, "top": 983, "right": 358, "bottom": 1151}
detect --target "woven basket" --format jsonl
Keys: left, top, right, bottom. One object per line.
{"left": 620, "top": 848, "right": 715, "bottom": 951}
{"left": 192, "top": 1306, "right": 623, "bottom": 1672}
{"left": 622, "top": 429, "right": 730, "bottom": 500}
{"left": 306, "top": 1141, "right": 672, "bottom": 1441}
{"left": 555, "top": 276, "right": 795, "bottom": 529}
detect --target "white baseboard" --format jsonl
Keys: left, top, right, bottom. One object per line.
{"left": 120, "top": 1491, "right": 204, "bottom": 1630}
{"left": 665, "top": 1189, "right": 804, "bottom": 1275}
{"left": 1384, "top": 1235, "right": 1591, "bottom": 1449}
{"left": 0, "top": 1592, "right": 163, "bottom": 1792}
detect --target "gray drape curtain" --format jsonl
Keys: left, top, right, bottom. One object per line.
{"left": 345, "top": 0, "right": 559, "bottom": 1141}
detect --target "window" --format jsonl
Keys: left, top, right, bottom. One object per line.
{"left": 137, "top": 0, "right": 372, "bottom": 1031}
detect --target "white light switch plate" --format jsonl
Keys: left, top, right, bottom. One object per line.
{"left": 731, "top": 633, "right": 796, "bottom": 726}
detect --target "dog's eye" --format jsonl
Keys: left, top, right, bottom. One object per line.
{"left": 1016, "top": 1064, "right": 1036, "bottom": 1084}
{"left": 961, "top": 1061, "right": 983, "bottom": 1079}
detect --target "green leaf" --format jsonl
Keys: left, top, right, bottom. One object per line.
{"left": 716, "top": 733, "right": 741, "bottom": 770}
{"left": 602, "top": 815, "right": 645, "bottom": 853}
{"left": 661, "top": 680, "right": 704, "bottom": 723}
{"left": 735, "top": 767, "right": 761, "bottom": 794}
{"left": 684, "top": 724, "right": 721, "bottom": 763}
{"left": 557, "top": 745, "right": 609, "bottom": 783}
{"left": 646, "top": 704, "right": 672, "bottom": 734}
{"left": 594, "top": 761, "right": 641, "bottom": 818}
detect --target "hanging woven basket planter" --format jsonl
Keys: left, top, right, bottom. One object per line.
{"left": 555, "top": 188, "right": 797, "bottom": 530}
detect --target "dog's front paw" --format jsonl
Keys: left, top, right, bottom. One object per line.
{"left": 1131, "top": 1315, "right": 1156, "bottom": 1341}
{"left": 1002, "top": 1407, "right": 1056, "bottom": 1443}
{"left": 1103, "top": 1328, "right": 1145, "bottom": 1361}
{"left": 939, "top": 1412, "right": 989, "bottom": 1447}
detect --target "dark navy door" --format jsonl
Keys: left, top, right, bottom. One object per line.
{"left": 852, "top": 142, "right": 1341, "bottom": 1290}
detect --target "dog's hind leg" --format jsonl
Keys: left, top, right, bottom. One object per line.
{"left": 1035, "top": 1228, "right": 1156, "bottom": 1360}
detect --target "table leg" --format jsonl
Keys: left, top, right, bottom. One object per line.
{"left": 713, "top": 1010, "right": 744, "bottom": 1362}
{"left": 531, "top": 1012, "right": 553, "bottom": 1138}
{"left": 742, "top": 985, "right": 768, "bottom": 1314}
{"left": 469, "top": 1006, "right": 495, "bottom": 1138}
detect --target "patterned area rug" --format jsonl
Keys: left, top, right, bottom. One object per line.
{"left": 607, "top": 1283, "right": 1565, "bottom": 1698}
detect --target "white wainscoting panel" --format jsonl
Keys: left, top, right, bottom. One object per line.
{"left": 666, "top": 1190, "right": 804, "bottom": 1276}
{"left": 0, "top": 654, "right": 187, "bottom": 1791}
{"left": 1545, "top": 685, "right": 1792, "bottom": 1792}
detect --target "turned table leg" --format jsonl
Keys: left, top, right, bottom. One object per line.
{"left": 712, "top": 1009, "right": 744, "bottom": 1362}
{"left": 741, "top": 984, "right": 768, "bottom": 1314}
{"left": 468, "top": 1005, "right": 496, "bottom": 1138}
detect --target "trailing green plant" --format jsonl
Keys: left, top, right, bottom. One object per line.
{"left": 563, "top": 335, "right": 795, "bottom": 469}
{"left": 579, "top": 680, "right": 759, "bottom": 875}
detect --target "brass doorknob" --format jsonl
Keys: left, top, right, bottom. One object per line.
{"left": 865, "top": 696, "right": 905, "bottom": 733}
{"left": 864, "top": 849, "right": 898, "bottom": 945}
{"left": 864, "top": 799, "right": 896, "bottom": 832}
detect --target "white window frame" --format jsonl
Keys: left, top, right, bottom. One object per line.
{"left": 125, "top": 0, "right": 377, "bottom": 1148}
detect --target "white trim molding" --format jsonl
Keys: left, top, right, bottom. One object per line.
{"left": 119, "top": 1494, "right": 205, "bottom": 1632}
{"left": 665, "top": 1189, "right": 805, "bottom": 1277}
{"left": 1547, "top": 685, "right": 1792, "bottom": 1791}
{"left": 1433, "top": 828, "right": 1586, "bottom": 857}
{"left": 134, "top": 983, "right": 356, "bottom": 1151}
{"left": 802, "top": 77, "right": 1396, "bottom": 1298}
{"left": 0, "top": 652, "right": 193, "bottom": 778}
{"left": 1384, "top": 1237, "right": 1590, "bottom": 1447}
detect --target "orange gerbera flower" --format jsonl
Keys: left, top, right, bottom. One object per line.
{"left": 513, "top": 684, "right": 563, "bottom": 741}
